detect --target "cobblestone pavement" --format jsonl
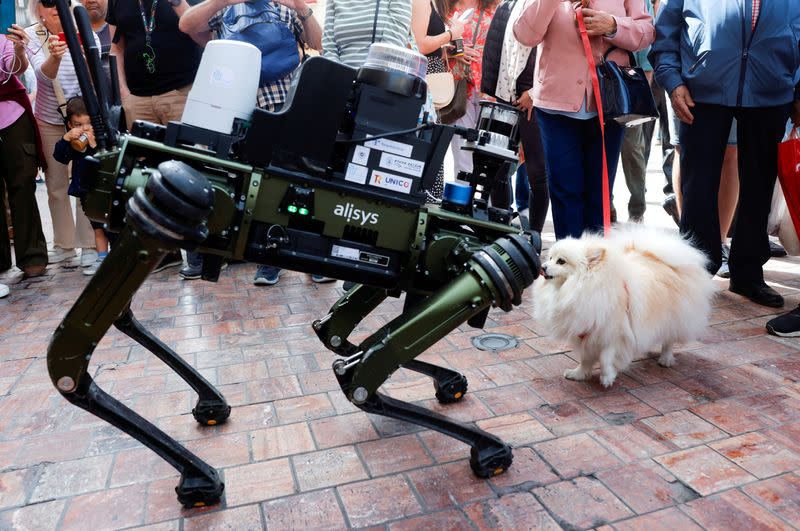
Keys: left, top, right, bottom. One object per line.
{"left": 3, "top": 160, "right": 800, "bottom": 530}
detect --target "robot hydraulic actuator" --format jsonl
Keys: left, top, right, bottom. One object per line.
{"left": 47, "top": 0, "right": 541, "bottom": 508}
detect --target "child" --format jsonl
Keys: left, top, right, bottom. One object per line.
{"left": 53, "top": 98, "right": 109, "bottom": 276}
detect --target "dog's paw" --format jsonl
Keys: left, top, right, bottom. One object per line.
{"left": 658, "top": 355, "right": 675, "bottom": 368}
{"left": 600, "top": 371, "right": 617, "bottom": 388}
{"left": 564, "top": 367, "right": 588, "bottom": 381}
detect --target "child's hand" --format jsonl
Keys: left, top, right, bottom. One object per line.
{"left": 86, "top": 130, "right": 97, "bottom": 148}
{"left": 63, "top": 127, "right": 83, "bottom": 142}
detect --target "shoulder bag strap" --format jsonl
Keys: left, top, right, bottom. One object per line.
{"left": 36, "top": 25, "right": 69, "bottom": 120}
{"left": 576, "top": 7, "right": 611, "bottom": 236}
{"left": 371, "top": 0, "right": 381, "bottom": 43}
{"left": 471, "top": 8, "right": 484, "bottom": 47}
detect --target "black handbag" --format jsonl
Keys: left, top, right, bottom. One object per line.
{"left": 596, "top": 46, "right": 658, "bottom": 126}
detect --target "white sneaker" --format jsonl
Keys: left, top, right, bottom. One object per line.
{"left": 80, "top": 248, "right": 98, "bottom": 267}
{"left": 48, "top": 246, "right": 77, "bottom": 263}
{"left": 82, "top": 257, "right": 104, "bottom": 276}
{"left": 0, "top": 283, "right": 8, "bottom": 298}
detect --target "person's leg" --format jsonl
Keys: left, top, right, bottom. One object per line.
{"left": 38, "top": 120, "right": 79, "bottom": 255}
{"left": 515, "top": 164, "right": 530, "bottom": 214}
{"left": 449, "top": 92, "right": 481, "bottom": 178}
{"left": 535, "top": 110, "right": 586, "bottom": 239}
{"left": 652, "top": 79, "right": 674, "bottom": 192}
{"left": 519, "top": 107, "right": 549, "bottom": 233}
{"left": 719, "top": 145, "right": 739, "bottom": 240}
{"left": 0, "top": 114, "right": 48, "bottom": 272}
{"left": 641, "top": 116, "right": 656, "bottom": 167}
{"left": 153, "top": 85, "right": 192, "bottom": 125}
{"left": 583, "top": 118, "right": 625, "bottom": 234}
{"left": 678, "top": 103, "right": 732, "bottom": 274}
{"left": 123, "top": 94, "right": 159, "bottom": 130}
{"left": 666, "top": 97, "right": 683, "bottom": 210}
{"left": 728, "top": 104, "right": 792, "bottom": 285}
{"left": 620, "top": 124, "right": 647, "bottom": 221}
{"left": 75, "top": 198, "right": 97, "bottom": 251}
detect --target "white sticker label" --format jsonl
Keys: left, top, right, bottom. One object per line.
{"left": 369, "top": 170, "right": 413, "bottom": 195}
{"left": 379, "top": 152, "right": 425, "bottom": 177}
{"left": 331, "top": 245, "right": 360, "bottom": 261}
{"left": 209, "top": 65, "right": 235, "bottom": 88}
{"left": 345, "top": 163, "right": 368, "bottom": 184}
{"left": 364, "top": 138, "right": 414, "bottom": 158}
{"left": 352, "top": 145, "right": 371, "bottom": 166}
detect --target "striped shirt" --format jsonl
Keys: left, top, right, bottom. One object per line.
{"left": 24, "top": 25, "right": 101, "bottom": 125}
{"left": 322, "top": 0, "right": 413, "bottom": 68}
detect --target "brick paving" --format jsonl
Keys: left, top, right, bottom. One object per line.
{"left": 3, "top": 163, "right": 800, "bottom": 530}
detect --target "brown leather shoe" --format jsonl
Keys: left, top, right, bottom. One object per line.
{"left": 22, "top": 264, "right": 47, "bottom": 278}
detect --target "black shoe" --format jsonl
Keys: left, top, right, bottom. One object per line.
{"left": 610, "top": 206, "right": 618, "bottom": 224}
{"left": 662, "top": 194, "right": 680, "bottom": 227}
{"left": 729, "top": 280, "right": 784, "bottom": 308}
{"left": 766, "top": 305, "right": 800, "bottom": 336}
{"left": 769, "top": 240, "right": 788, "bottom": 258}
{"left": 343, "top": 281, "right": 357, "bottom": 291}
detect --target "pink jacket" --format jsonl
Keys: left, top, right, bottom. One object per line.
{"left": 513, "top": 0, "right": 654, "bottom": 113}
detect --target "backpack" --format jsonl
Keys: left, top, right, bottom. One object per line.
{"left": 218, "top": 2, "right": 302, "bottom": 85}
{"left": 480, "top": 0, "right": 517, "bottom": 98}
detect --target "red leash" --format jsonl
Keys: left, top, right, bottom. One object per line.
{"left": 576, "top": 8, "right": 611, "bottom": 237}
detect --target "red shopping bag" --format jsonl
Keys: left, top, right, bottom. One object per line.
{"left": 778, "top": 127, "right": 800, "bottom": 237}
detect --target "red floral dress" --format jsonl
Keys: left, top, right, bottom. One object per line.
{"left": 448, "top": 3, "right": 497, "bottom": 98}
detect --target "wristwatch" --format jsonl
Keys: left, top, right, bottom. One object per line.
{"left": 299, "top": 7, "right": 313, "bottom": 21}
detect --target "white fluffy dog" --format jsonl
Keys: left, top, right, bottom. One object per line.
{"left": 533, "top": 227, "right": 716, "bottom": 387}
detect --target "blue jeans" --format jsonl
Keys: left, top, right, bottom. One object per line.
{"left": 515, "top": 165, "right": 529, "bottom": 212}
{"left": 535, "top": 110, "right": 624, "bottom": 239}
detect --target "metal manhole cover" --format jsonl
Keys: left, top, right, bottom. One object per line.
{"left": 472, "top": 333, "right": 519, "bottom": 352}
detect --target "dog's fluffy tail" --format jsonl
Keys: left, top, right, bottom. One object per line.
{"left": 611, "top": 225, "right": 711, "bottom": 274}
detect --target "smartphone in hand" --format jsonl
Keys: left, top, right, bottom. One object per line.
{"left": 57, "top": 32, "right": 82, "bottom": 45}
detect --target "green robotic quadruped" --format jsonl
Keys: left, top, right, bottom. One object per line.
{"left": 47, "top": 0, "right": 541, "bottom": 508}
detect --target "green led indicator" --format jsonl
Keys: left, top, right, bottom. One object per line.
{"left": 299, "top": 208, "right": 309, "bottom": 216}
{"left": 287, "top": 205, "right": 298, "bottom": 213}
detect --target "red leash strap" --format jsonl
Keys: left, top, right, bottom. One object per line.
{"left": 576, "top": 8, "right": 611, "bottom": 237}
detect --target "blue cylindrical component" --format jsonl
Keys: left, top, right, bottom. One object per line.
{"left": 443, "top": 182, "right": 471, "bottom": 207}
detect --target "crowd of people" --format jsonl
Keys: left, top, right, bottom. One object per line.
{"left": 2, "top": 0, "right": 800, "bottom": 333}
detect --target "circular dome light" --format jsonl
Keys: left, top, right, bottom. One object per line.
{"left": 363, "top": 43, "right": 428, "bottom": 81}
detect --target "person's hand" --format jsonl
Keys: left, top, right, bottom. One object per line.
{"left": 63, "top": 127, "right": 83, "bottom": 142}
{"left": 6, "top": 24, "right": 29, "bottom": 51}
{"left": 460, "top": 44, "right": 480, "bottom": 64}
{"left": 47, "top": 35, "right": 67, "bottom": 59}
{"left": 448, "top": 19, "right": 464, "bottom": 40}
{"left": 514, "top": 90, "right": 534, "bottom": 121}
{"left": 86, "top": 129, "right": 97, "bottom": 148}
{"left": 792, "top": 99, "right": 800, "bottom": 127}
{"left": 580, "top": 8, "right": 617, "bottom": 35}
{"left": 670, "top": 85, "right": 695, "bottom": 124}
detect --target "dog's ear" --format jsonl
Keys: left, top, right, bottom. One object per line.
{"left": 585, "top": 245, "right": 606, "bottom": 269}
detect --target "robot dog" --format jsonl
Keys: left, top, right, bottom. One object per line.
{"left": 46, "top": 0, "right": 541, "bottom": 507}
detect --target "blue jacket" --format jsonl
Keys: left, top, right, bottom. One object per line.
{"left": 649, "top": 0, "right": 800, "bottom": 107}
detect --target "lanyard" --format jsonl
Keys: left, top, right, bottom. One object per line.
{"left": 138, "top": 0, "right": 158, "bottom": 73}
{"left": 576, "top": 7, "right": 611, "bottom": 236}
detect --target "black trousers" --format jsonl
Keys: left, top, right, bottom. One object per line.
{"left": 518, "top": 107, "right": 549, "bottom": 233}
{"left": 679, "top": 102, "right": 791, "bottom": 280}
{"left": 0, "top": 112, "right": 48, "bottom": 272}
